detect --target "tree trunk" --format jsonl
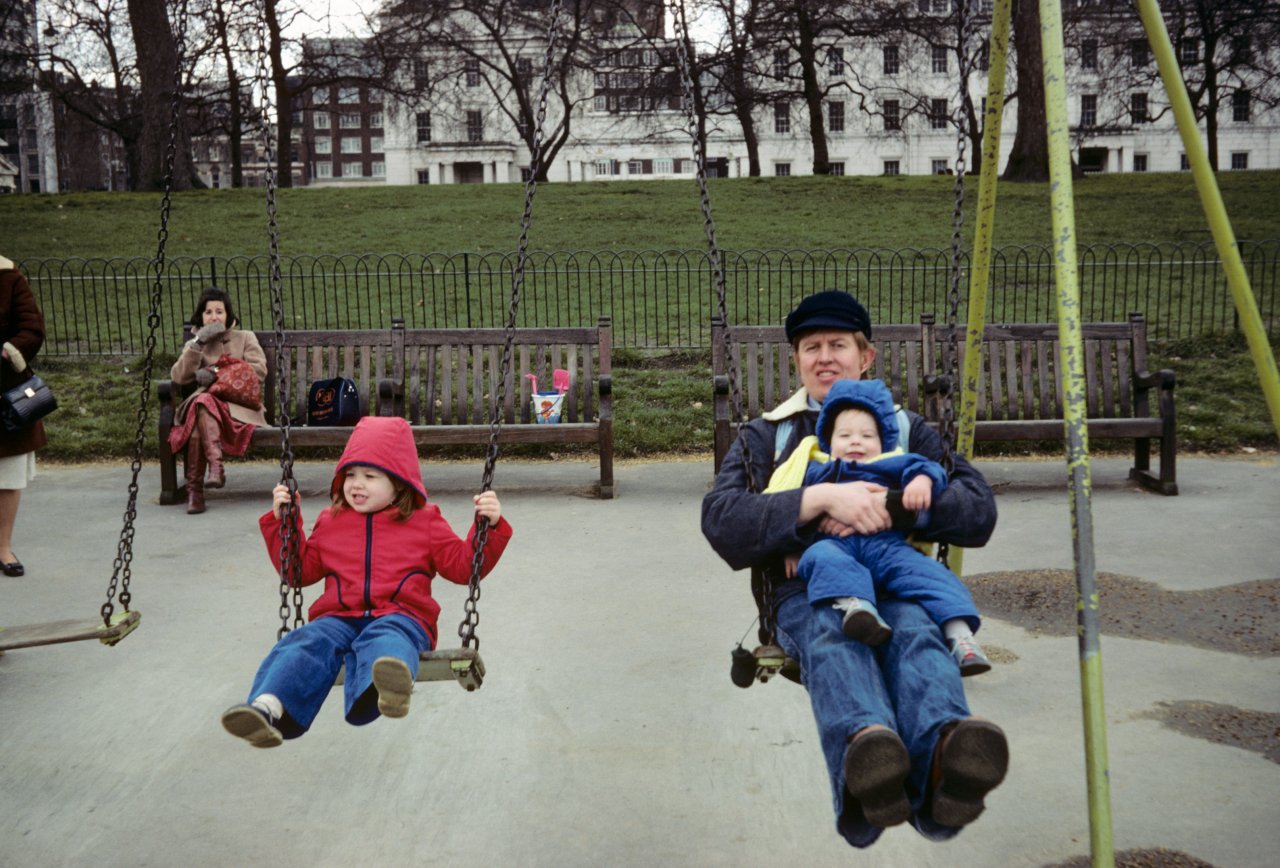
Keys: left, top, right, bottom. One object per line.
{"left": 1001, "top": 0, "right": 1049, "bottom": 181}
{"left": 126, "top": 0, "right": 194, "bottom": 190}
{"left": 796, "top": 8, "right": 829, "bottom": 175}
{"left": 213, "top": 0, "right": 244, "bottom": 187}
{"left": 265, "top": 0, "right": 293, "bottom": 188}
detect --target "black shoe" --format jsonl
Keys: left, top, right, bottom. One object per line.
{"left": 2, "top": 557, "right": 23, "bottom": 577}
{"left": 221, "top": 703, "right": 283, "bottom": 748}
{"left": 842, "top": 727, "right": 912, "bottom": 828}
{"left": 929, "top": 718, "right": 1009, "bottom": 827}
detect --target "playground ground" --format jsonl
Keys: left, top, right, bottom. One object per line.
{"left": 1, "top": 452, "right": 1277, "bottom": 867}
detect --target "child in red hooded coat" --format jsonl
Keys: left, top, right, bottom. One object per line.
{"left": 221, "top": 416, "right": 513, "bottom": 748}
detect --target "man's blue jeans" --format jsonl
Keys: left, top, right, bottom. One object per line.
{"left": 774, "top": 591, "right": 971, "bottom": 848}
{"left": 246, "top": 613, "right": 431, "bottom": 739}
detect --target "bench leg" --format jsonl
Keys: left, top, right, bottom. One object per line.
{"left": 159, "top": 445, "right": 185, "bottom": 505}
{"left": 598, "top": 423, "right": 615, "bottom": 499}
{"left": 1129, "top": 435, "right": 1178, "bottom": 496}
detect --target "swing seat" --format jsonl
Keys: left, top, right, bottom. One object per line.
{"left": 0, "top": 610, "right": 141, "bottom": 654}
{"left": 334, "top": 647, "right": 485, "bottom": 692}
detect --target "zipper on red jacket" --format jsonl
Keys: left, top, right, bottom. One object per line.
{"left": 362, "top": 514, "right": 374, "bottom": 615}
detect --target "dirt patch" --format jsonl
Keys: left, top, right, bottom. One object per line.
{"left": 1044, "top": 848, "right": 1217, "bottom": 867}
{"left": 966, "top": 570, "right": 1280, "bottom": 657}
{"left": 1136, "top": 701, "right": 1280, "bottom": 765}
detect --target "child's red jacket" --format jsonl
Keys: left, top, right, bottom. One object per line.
{"left": 259, "top": 417, "right": 513, "bottom": 646}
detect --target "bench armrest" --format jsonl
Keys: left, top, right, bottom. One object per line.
{"left": 377, "top": 377, "right": 403, "bottom": 417}
{"left": 1134, "top": 368, "right": 1176, "bottom": 392}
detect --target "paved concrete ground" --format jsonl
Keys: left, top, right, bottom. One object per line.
{"left": 1, "top": 452, "right": 1277, "bottom": 867}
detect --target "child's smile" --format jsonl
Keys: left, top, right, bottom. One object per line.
{"left": 343, "top": 465, "right": 397, "bottom": 514}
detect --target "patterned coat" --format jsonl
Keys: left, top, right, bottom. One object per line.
{"left": 0, "top": 260, "right": 48, "bottom": 458}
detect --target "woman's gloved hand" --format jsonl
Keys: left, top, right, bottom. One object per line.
{"left": 195, "top": 368, "right": 216, "bottom": 388}
{"left": 194, "top": 321, "right": 226, "bottom": 345}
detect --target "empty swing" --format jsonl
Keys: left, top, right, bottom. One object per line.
{"left": 0, "top": 0, "right": 196, "bottom": 656}
{"left": 261, "top": 0, "right": 567, "bottom": 692}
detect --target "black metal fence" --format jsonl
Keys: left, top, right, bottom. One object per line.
{"left": 20, "top": 239, "right": 1279, "bottom": 356}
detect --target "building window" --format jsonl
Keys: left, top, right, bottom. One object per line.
{"left": 654, "top": 157, "right": 673, "bottom": 174}
{"left": 827, "top": 47, "right": 845, "bottom": 77}
{"left": 977, "top": 44, "right": 989, "bottom": 72}
{"left": 775, "top": 162, "right": 791, "bottom": 177}
{"left": 1179, "top": 39, "right": 1199, "bottom": 65}
{"left": 343, "top": 162, "right": 363, "bottom": 178}
{"left": 1081, "top": 39, "right": 1097, "bottom": 71}
{"left": 775, "top": 102, "right": 791, "bottom": 134}
{"left": 1130, "top": 93, "right": 1148, "bottom": 124}
{"left": 931, "top": 45, "right": 948, "bottom": 74}
{"left": 416, "top": 112, "right": 431, "bottom": 143}
{"left": 1180, "top": 153, "right": 1190, "bottom": 170}
{"left": 340, "top": 113, "right": 361, "bottom": 128}
{"left": 883, "top": 99, "right": 900, "bottom": 131}
{"left": 413, "top": 60, "right": 430, "bottom": 90}
{"left": 314, "top": 113, "right": 330, "bottom": 129}
{"left": 829, "top": 101, "right": 844, "bottom": 133}
{"left": 338, "top": 86, "right": 360, "bottom": 104}
{"left": 317, "top": 162, "right": 333, "bottom": 179}
{"left": 464, "top": 59, "right": 480, "bottom": 87}
{"left": 930, "top": 98, "right": 948, "bottom": 130}
{"left": 340, "top": 137, "right": 362, "bottom": 154}
{"left": 932, "top": 158, "right": 950, "bottom": 174}
{"left": 1230, "top": 152, "right": 1248, "bottom": 170}
{"left": 466, "top": 110, "right": 483, "bottom": 142}
{"left": 919, "top": 0, "right": 949, "bottom": 13}
{"left": 1133, "top": 153, "right": 1148, "bottom": 172}
{"left": 416, "top": 169, "right": 430, "bottom": 184}
{"left": 627, "top": 158, "right": 646, "bottom": 175}
{"left": 1233, "top": 89, "right": 1250, "bottom": 123}
{"left": 372, "top": 161, "right": 385, "bottom": 177}
{"left": 1081, "top": 94, "right": 1097, "bottom": 127}
{"left": 773, "top": 50, "right": 788, "bottom": 79}
{"left": 595, "top": 159, "right": 620, "bottom": 177}
{"left": 1130, "top": 39, "right": 1150, "bottom": 67}
{"left": 883, "top": 160, "right": 900, "bottom": 176}
{"left": 520, "top": 166, "right": 533, "bottom": 182}
{"left": 1231, "top": 35, "right": 1251, "bottom": 64}
{"left": 516, "top": 57, "right": 533, "bottom": 77}
{"left": 314, "top": 136, "right": 332, "bottom": 154}
{"left": 828, "top": 162, "right": 845, "bottom": 176}
{"left": 883, "top": 44, "right": 899, "bottom": 75}
{"left": 370, "top": 137, "right": 384, "bottom": 153}
{"left": 369, "top": 112, "right": 383, "bottom": 128}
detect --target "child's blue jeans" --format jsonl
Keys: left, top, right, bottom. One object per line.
{"left": 246, "top": 613, "right": 431, "bottom": 739}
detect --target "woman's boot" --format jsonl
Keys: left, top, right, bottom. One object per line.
{"left": 185, "top": 435, "right": 207, "bottom": 514}
{"left": 198, "top": 410, "right": 225, "bottom": 489}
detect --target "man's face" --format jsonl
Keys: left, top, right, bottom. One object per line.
{"left": 793, "top": 330, "right": 874, "bottom": 403}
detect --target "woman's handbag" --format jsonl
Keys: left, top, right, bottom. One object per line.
{"left": 207, "top": 354, "right": 263, "bottom": 410}
{"left": 0, "top": 369, "right": 58, "bottom": 433}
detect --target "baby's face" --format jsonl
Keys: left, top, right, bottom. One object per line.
{"left": 829, "top": 407, "right": 882, "bottom": 462}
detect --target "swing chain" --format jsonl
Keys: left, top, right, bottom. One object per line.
{"left": 252, "top": 12, "right": 304, "bottom": 638}
{"left": 937, "top": 0, "right": 977, "bottom": 567}
{"left": 103, "top": 0, "right": 191, "bottom": 626}
{"left": 460, "top": 0, "right": 564, "bottom": 651}
{"left": 672, "top": 1, "right": 774, "bottom": 644}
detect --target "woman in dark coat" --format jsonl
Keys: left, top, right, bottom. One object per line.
{"left": 0, "top": 257, "right": 49, "bottom": 576}
{"left": 168, "top": 286, "right": 267, "bottom": 514}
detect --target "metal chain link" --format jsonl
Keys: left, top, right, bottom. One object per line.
{"left": 671, "top": 1, "right": 775, "bottom": 643}
{"left": 459, "top": 0, "right": 565, "bottom": 650}
{"left": 937, "top": 0, "right": 977, "bottom": 567}
{"left": 102, "top": 0, "right": 191, "bottom": 627}
{"left": 252, "top": 13, "right": 304, "bottom": 639}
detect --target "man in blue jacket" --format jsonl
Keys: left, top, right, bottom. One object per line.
{"left": 701, "top": 290, "right": 1007, "bottom": 848}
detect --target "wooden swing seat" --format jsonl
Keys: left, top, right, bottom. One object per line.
{"left": 333, "top": 646, "right": 485, "bottom": 692}
{"left": 0, "top": 610, "right": 141, "bottom": 654}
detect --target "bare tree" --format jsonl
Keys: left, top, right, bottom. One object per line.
{"left": 696, "top": 0, "right": 770, "bottom": 175}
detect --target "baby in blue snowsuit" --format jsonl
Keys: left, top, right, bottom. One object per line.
{"left": 768, "top": 378, "right": 991, "bottom": 675}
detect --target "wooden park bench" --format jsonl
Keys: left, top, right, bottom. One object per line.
{"left": 157, "top": 317, "right": 616, "bottom": 503}
{"left": 711, "top": 312, "right": 1177, "bottom": 495}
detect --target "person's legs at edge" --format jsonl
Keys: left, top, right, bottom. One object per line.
{"left": 775, "top": 591, "right": 907, "bottom": 848}
{"left": 0, "top": 487, "right": 22, "bottom": 568}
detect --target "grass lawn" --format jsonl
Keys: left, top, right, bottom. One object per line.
{"left": 10, "top": 171, "right": 1279, "bottom": 462}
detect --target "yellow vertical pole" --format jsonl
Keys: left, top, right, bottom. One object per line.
{"left": 948, "top": 0, "right": 1013, "bottom": 580}
{"left": 1038, "top": 0, "right": 1115, "bottom": 865}
{"left": 1134, "top": 0, "right": 1280, "bottom": 438}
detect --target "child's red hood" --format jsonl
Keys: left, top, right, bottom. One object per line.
{"left": 330, "top": 416, "right": 427, "bottom": 507}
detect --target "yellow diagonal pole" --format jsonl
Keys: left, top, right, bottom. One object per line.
{"left": 948, "top": 0, "right": 1012, "bottom": 580}
{"left": 1039, "top": 0, "right": 1115, "bottom": 865}
{"left": 1135, "top": 0, "right": 1280, "bottom": 438}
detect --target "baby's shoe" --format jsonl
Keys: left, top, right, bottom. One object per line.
{"left": 949, "top": 636, "right": 993, "bottom": 676}
{"left": 833, "top": 597, "right": 892, "bottom": 646}
{"left": 373, "top": 656, "right": 415, "bottom": 718}
{"left": 221, "top": 701, "right": 283, "bottom": 748}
